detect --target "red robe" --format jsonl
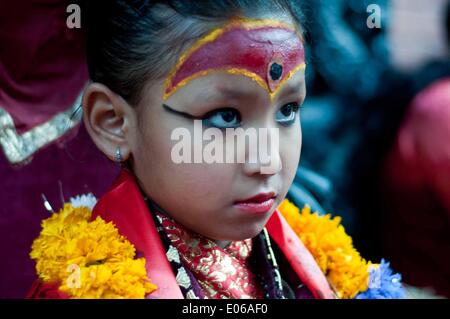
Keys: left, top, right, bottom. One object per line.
{"left": 27, "top": 169, "right": 335, "bottom": 299}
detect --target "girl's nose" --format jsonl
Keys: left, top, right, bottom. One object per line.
{"left": 242, "top": 129, "right": 282, "bottom": 177}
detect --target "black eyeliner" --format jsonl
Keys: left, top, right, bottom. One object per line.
{"left": 163, "top": 104, "right": 241, "bottom": 122}
{"left": 162, "top": 103, "right": 202, "bottom": 120}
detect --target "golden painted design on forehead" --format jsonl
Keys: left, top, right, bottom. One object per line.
{"left": 163, "top": 18, "right": 306, "bottom": 101}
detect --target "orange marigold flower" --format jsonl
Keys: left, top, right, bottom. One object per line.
{"left": 277, "top": 199, "right": 370, "bottom": 299}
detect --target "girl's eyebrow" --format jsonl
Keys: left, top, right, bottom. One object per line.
{"left": 280, "top": 85, "right": 302, "bottom": 97}
{"left": 274, "top": 79, "right": 305, "bottom": 103}
{"left": 162, "top": 103, "right": 202, "bottom": 120}
{"left": 216, "top": 86, "right": 259, "bottom": 100}
{"left": 188, "top": 86, "right": 256, "bottom": 103}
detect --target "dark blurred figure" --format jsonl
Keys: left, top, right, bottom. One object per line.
{"left": 296, "top": 0, "right": 450, "bottom": 297}
{"left": 298, "top": 0, "right": 413, "bottom": 246}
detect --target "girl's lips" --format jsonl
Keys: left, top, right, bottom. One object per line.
{"left": 234, "top": 192, "right": 277, "bottom": 214}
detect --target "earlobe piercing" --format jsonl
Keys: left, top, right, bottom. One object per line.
{"left": 115, "top": 146, "right": 123, "bottom": 163}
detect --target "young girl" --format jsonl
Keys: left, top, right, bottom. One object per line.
{"left": 28, "top": 0, "right": 404, "bottom": 299}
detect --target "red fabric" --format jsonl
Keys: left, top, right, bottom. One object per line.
{"left": 382, "top": 78, "right": 450, "bottom": 297}
{"left": 266, "top": 211, "right": 336, "bottom": 299}
{"left": 157, "top": 212, "right": 263, "bottom": 299}
{"left": 26, "top": 281, "right": 69, "bottom": 299}
{"left": 91, "top": 170, "right": 184, "bottom": 299}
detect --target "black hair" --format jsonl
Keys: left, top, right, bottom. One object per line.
{"left": 81, "top": 0, "right": 305, "bottom": 106}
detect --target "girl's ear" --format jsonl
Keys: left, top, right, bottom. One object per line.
{"left": 82, "top": 83, "right": 135, "bottom": 162}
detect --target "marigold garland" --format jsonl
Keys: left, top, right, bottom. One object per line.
{"left": 30, "top": 202, "right": 157, "bottom": 299}
{"left": 30, "top": 193, "right": 403, "bottom": 299}
{"left": 277, "top": 199, "right": 371, "bottom": 299}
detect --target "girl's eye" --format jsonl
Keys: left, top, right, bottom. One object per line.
{"left": 276, "top": 102, "right": 300, "bottom": 126}
{"left": 202, "top": 108, "right": 241, "bottom": 128}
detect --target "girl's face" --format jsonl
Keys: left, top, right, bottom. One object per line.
{"left": 85, "top": 18, "right": 305, "bottom": 242}
{"left": 131, "top": 72, "right": 305, "bottom": 242}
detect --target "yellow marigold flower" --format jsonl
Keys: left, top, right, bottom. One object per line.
{"left": 277, "top": 199, "right": 370, "bottom": 299}
{"left": 30, "top": 203, "right": 157, "bottom": 298}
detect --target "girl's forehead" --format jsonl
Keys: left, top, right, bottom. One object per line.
{"left": 163, "top": 18, "right": 305, "bottom": 102}
{"left": 164, "top": 69, "right": 305, "bottom": 115}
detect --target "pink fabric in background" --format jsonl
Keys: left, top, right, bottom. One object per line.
{"left": 0, "top": 125, "right": 119, "bottom": 298}
{"left": 382, "top": 78, "right": 450, "bottom": 297}
{"left": 0, "top": 0, "right": 87, "bottom": 134}
{"left": 0, "top": 1, "right": 119, "bottom": 297}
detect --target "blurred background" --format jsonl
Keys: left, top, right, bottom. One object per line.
{"left": 1, "top": 0, "right": 449, "bottom": 298}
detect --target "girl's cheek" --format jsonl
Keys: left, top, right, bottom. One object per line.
{"left": 281, "top": 128, "right": 302, "bottom": 178}
{"left": 185, "top": 163, "right": 235, "bottom": 192}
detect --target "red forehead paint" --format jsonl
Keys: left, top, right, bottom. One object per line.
{"left": 164, "top": 19, "right": 305, "bottom": 100}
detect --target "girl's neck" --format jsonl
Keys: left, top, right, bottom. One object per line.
{"left": 216, "top": 240, "right": 231, "bottom": 249}
{"left": 144, "top": 194, "right": 233, "bottom": 249}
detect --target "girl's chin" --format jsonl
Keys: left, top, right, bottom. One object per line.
{"left": 210, "top": 223, "right": 267, "bottom": 242}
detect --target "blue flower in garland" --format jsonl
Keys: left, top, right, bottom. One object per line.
{"left": 355, "top": 259, "right": 405, "bottom": 299}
